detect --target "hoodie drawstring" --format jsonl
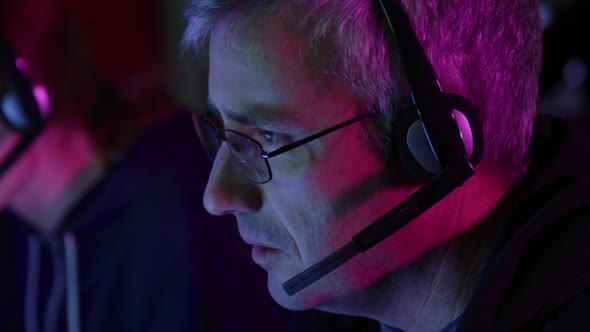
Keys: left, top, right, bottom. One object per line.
{"left": 25, "top": 235, "right": 41, "bottom": 332}
{"left": 64, "top": 233, "right": 81, "bottom": 332}
{"left": 24, "top": 233, "right": 81, "bottom": 332}
{"left": 44, "top": 237, "right": 65, "bottom": 332}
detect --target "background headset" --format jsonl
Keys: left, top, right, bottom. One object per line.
{"left": 283, "top": 0, "right": 484, "bottom": 295}
{"left": 0, "top": 33, "right": 51, "bottom": 176}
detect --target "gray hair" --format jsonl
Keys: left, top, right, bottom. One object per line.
{"left": 182, "top": 0, "right": 542, "bottom": 185}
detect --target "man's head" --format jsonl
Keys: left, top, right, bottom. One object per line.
{"left": 185, "top": 0, "right": 542, "bottom": 183}
{"left": 183, "top": 0, "right": 542, "bottom": 313}
{"left": 0, "top": 0, "right": 171, "bottom": 214}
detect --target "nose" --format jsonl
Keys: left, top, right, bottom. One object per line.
{"left": 203, "top": 143, "right": 262, "bottom": 216}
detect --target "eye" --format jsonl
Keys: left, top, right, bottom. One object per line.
{"left": 263, "top": 130, "right": 277, "bottom": 143}
{"left": 256, "top": 129, "right": 283, "bottom": 144}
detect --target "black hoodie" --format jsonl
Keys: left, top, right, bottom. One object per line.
{"left": 455, "top": 114, "right": 590, "bottom": 331}
{"left": 0, "top": 113, "right": 290, "bottom": 332}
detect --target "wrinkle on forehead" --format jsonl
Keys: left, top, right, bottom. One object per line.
{"left": 210, "top": 16, "right": 346, "bottom": 113}
{"left": 210, "top": 22, "right": 306, "bottom": 101}
{"left": 211, "top": 11, "right": 305, "bottom": 65}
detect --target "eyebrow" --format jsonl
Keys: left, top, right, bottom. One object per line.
{"left": 206, "top": 97, "right": 301, "bottom": 130}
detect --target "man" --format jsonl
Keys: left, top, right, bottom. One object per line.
{"left": 0, "top": 1, "right": 204, "bottom": 331}
{"left": 182, "top": 0, "right": 590, "bottom": 331}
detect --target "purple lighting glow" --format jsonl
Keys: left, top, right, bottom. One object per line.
{"left": 33, "top": 85, "right": 51, "bottom": 117}
{"left": 15, "top": 57, "right": 28, "bottom": 72}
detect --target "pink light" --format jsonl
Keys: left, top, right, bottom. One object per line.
{"left": 33, "top": 85, "right": 51, "bottom": 118}
{"left": 15, "top": 57, "right": 28, "bottom": 72}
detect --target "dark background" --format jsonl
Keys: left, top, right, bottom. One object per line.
{"left": 538, "top": 0, "right": 590, "bottom": 120}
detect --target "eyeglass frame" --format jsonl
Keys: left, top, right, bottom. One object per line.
{"left": 192, "top": 112, "right": 373, "bottom": 184}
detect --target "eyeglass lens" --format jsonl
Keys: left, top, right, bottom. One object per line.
{"left": 193, "top": 114, "right": 271, "bottom": 183}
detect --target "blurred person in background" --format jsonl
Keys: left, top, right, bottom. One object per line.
{"left": 0, "top": 0, "right": 291, "bottom": 331}
{"left": 0, "top": 0, "right": 201, "bottom": 331}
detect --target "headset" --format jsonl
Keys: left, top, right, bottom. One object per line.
{"left": 0, "top": 33, "right": 51, "bottom": 176}
{"left": 283, "top": 0, "right": 484, "bottom": 295}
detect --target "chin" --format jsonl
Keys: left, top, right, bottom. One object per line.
{"left": 266, "top": 273, "right": 331, "bottom": 311}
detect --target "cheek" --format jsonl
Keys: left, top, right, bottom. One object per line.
{"left": 0, "top": 139, "right": 34, "bottom": 208}
{"left": 311, "top": 132, "right": 384, "bottom": 203}
{"left": 0, "top": 133, "right": 21, "bottom": 160}
{"left": 264, "top": 180, "right": 343, "bottom": 264}
{"left": 263, "top": 131, "right": 388, "bottom": 264}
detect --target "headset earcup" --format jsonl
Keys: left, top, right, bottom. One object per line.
{"left": 395, "top": 93, "right": 483, "bottom": 182}
{"left": 0, "top": 86, "right": 46, "bottom": 133}
{"left": 1, "top": 89, "right": 31, "bottom": 131}
{"left": 1, "top": 37, "right": 49, "bottom": 133}
{"left": 442, "top": 93, "right": 483, "bottom": 168}
{"left": 394, "top": 107, "right": 437, "bottom": 182}
{"left": 406, "top": 118, "right": 443, "bottom": 175}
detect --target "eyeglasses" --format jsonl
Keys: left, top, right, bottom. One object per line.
{"left": 192, "top": 112, "right": 372, "bottom": 184}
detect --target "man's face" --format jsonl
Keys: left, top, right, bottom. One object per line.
{"left": 203, "top": 17, "right": 422, "bottom": 310}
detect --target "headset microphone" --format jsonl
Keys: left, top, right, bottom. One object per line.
{"left": 283, "top": 0, "right": 483, "bottom": 296}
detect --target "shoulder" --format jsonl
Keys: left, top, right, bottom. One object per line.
{"left": 532, "top": 284, "right": 590, "bottom": 331}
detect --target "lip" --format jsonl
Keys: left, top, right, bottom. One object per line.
{"left": 240, "top": 234, "right": 280, "bottom": 250}
{"left": 251, "top": 245, "right": 282, "bottom": 268}
{"left": 240, "top": 234, "right": 283, "bottom": 267}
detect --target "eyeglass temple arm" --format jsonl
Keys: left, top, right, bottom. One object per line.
{"left": 262, "top": 113, "right": 372, "bottom": 159}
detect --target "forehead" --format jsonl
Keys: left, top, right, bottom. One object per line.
{"left": 208, "top": 15, "right": 352, "bottom": 129}
{"left": 210, "top": 15, "right": 311, "bottom": 90}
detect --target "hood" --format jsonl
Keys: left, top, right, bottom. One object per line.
{"left": 59, "top": 112, "right": 202, "bottom": 234}
{"left": 0, "top": 111, "right": 209, "bottom": 332}
{"left": 458, "top": 114, "right": 590, "bottom": 331}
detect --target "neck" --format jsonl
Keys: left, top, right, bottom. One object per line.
{"left": 9, "top": 123, "right": 106, "bottom": 234}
